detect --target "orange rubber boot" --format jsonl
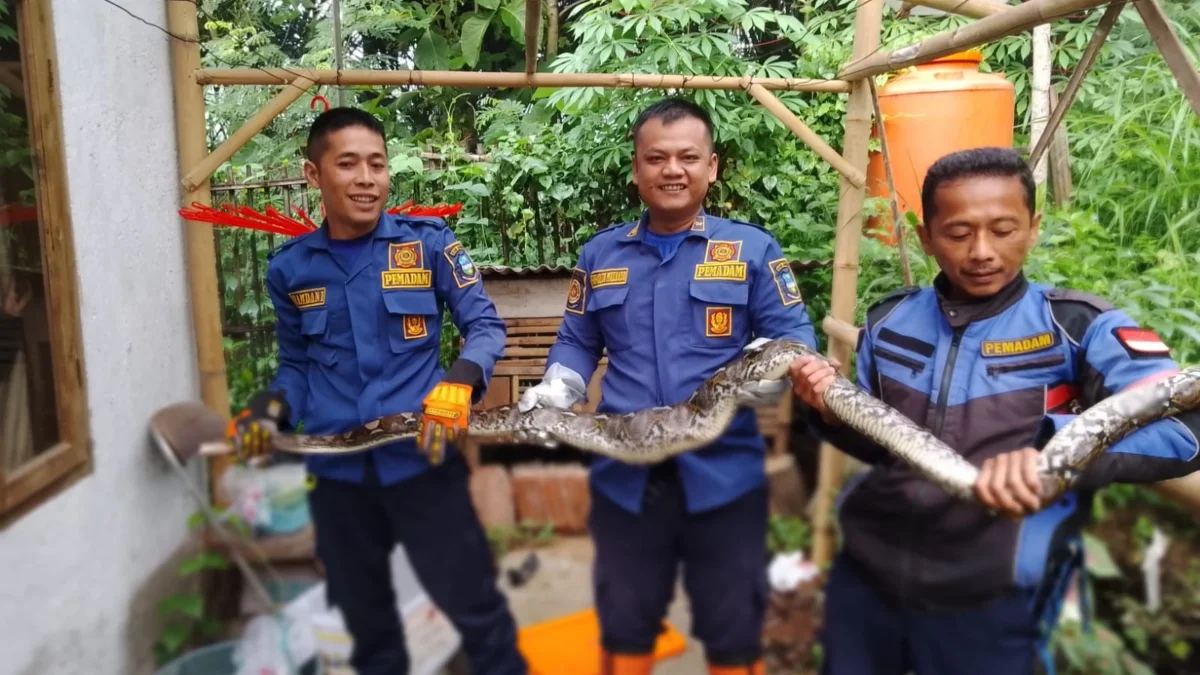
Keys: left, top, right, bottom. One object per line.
{"left": 707, "top": 660, "right": 766, "bottom": 675}
{"left": 600, "top": 651, "right": 655, "bottom": 675}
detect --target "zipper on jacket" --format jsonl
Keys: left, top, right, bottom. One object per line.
{"left": 874, "top": 346, "right": 926, "bottom": 375}
{"left": 930, "top": 327, "right": 964, "bottom": 439}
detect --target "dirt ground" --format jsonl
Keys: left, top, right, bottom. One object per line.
{"left": 495, "top": 535, "right": 706, "bottom": 674}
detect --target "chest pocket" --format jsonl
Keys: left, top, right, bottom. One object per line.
{"left": 383, "top": 290, "right": 439, "bottom": 353}
{"left": 300, "top": 308, "right": 341, "bottom": 366}
{"left": 587, "top": 286, "right": 633, "bottom": 352}
{"left": 688, "top": 281, "right": 749, "bottom": 348}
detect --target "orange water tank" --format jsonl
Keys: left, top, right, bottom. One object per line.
{"left": 864, "top": 50, "right": 1014, "bottom": 244}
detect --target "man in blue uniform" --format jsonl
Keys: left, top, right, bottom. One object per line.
{"left": 790, "top": 147, "right": 1200, "bottom": 675}
{"left": 519, "top": 98, "right": 819, "bottom": 675}
{"left": 227, "top": 107, "right": 527, "bottom": 675}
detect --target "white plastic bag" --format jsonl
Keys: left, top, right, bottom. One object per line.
{"left": 233, "top": 611, "right": 316, "bottom": 675}
{"left": 768, "top": 551, "right": 820, "bottom": 592}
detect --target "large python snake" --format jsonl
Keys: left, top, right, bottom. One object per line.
{"left": 259, "top": 338, "right": 1200, "bottom": 504}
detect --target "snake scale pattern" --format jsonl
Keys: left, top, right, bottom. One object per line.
{"left": 268, "top": 338, "right": 1200, "bottom": 503}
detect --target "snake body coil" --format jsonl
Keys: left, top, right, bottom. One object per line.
{"left": 268, "top": 339, "right": 1200, "bottom": 503}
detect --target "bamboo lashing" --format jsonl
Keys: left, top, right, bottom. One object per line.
{"left": 1133, "top": 0, "right": 1200, "bottom": 118}
{"left": 195, "top": 68, "right": 853, "bottom": 93}
{"left": 747, "top": 84, "right": 867, "bottom": 188}
{"left": 181, "top": 76, "right": 316, "bottom": 192}
{"left": 838, "top": 0, "right": 1112, "bottom": 81}
{"left": 903, "top": 0, "right": 1009, "bottom": 18}
{"left": 810, "top": 0, "right": 885, "bottom": 569}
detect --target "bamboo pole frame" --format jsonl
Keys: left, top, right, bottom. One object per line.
{"left": 1028, "top": 1, "right": 1123, "bottom": 169}
{"left": 903, "top": 0, "right": 1009, "bottom": 19}
{"left": 194, "top": 68, "right": 853, "bottom": 93}
{"left": 167, "top": 0, "right": 233, "bottom": 495}
{"left": 181, "top": 77, "right": 316, "bottom": 192}
{"left": 810, "top": 0, "right": 885, "bottom": 568}
{"left": 1133, "top": 0, "right": 1200, "bottom": 117}
{"left": 838, "top": 0, "right": 1112, "bottom": 81}
{"left": 525, "top": 0, "right": 541, "bottom": 74}
{"left": 747, "top": 84, "right": 867, "bottom": 188}
{"left": 868, "top": 79, "right": 914, "bottom": 287}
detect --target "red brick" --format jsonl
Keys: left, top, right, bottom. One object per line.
{"left": 469, "top": 465, "right": 515, "bottom": 529}
{"left": 511, "top": 463, "right": 590, "bottom": 534}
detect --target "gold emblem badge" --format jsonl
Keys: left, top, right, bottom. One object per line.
{"left": 706, "top": 306, "right": 732, "bottom": 337}
{"left": 403, "top": 315, "right": 428, "bottom": 340}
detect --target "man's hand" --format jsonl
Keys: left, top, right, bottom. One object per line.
{"left": 975, "top": 448, "right": 1043, "bottom": 518}
{"left": 226, "top": 390, "right": 290, "bottom": 463}
{"left": 788, "top": 355, "right": 842, "bottom": 425}
{"left": 420, "top": 382, "right": 473, "bottom": 465}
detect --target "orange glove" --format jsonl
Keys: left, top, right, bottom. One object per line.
{"left": 420, "top": 382, "right": 473, "bottom": 465}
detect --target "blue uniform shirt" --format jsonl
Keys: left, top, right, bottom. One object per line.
{"left": 264, "top": 212, "right": 506, "bottom": 485}
{"left": 546, "top": 210, "right": 818, "bottom": 514}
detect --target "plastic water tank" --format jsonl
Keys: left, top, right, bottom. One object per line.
{"left": 864, "top": 50, "right": 1015, "bottom": 243}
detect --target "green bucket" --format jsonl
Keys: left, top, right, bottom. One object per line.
{"left": 153, "top": 641, "right": 322, "bottom": 675}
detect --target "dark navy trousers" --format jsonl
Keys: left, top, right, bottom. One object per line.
{"left": 308, "top": 454, "right": 527, "bottom": 675}
{"left": 589, "top": 461, "right": 770, "bottom": 666}
{"left": 819, "top": 553, "right": 1041, "bottom": 675}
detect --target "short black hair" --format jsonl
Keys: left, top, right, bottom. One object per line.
{"left": 920, "top": 147, "right": 1036, "bottom": 225}
{"left": 305, "top": 107, "right": 386, "bottom": 162}
{"left": 630, "top": 97, "right": 716, "bottom": 152}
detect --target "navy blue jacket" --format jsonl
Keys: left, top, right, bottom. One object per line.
{"left": 546, "top": 210, "right": 819, "bottom": 514}
{"left": 815, "top": 273, "right": 1200, "bottom": 610}
{"left": 264, "top": 213, "right": 506, "bottom": 484}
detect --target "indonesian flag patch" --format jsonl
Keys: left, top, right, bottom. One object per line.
{"left": 1113, "top": 327, "right": 1171, "bottom": 358}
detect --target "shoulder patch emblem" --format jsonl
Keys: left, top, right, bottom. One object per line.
{"left": 403, "top": 315, "right": 428, "bottom": 340}
{"left": 981, "top": 331, "right": 1056, "bottom": 358}
{"left": 705, "top": 240, "right": 743, "bottom": 264}
{"left": 769, "top": 258, "right": 803, "bottom": 306}
{"left": 590, "top": 268, "right": 628, "bottom": 289}
{"left": 289, "top": 287, "right": 326, "bottom": 309}
{"left": 389, "top": 241, "right": 423, "bottom": 270}
{"left": 443, "top": 241, "right": 480, "bottom": 288}
{"left": 566, "top": 267, "right": 587, "bottom": 315}
{"left": 706, "top": 306, "right": 732, "bottom": 337}
{"left": 1113, "top": 327, "right": 1170, "bottom": 358}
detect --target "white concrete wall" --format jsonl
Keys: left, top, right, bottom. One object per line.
{"left": 0, "top": 0, "right": 202, "bottom": 673}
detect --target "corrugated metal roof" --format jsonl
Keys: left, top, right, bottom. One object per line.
{"left": 478, "top": 259, "right": 828, "bottom": 278}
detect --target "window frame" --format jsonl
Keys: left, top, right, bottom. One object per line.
{"left": 1, "top": 0, "right": 90, "bottom": 525}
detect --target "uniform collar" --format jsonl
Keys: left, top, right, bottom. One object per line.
{"left": 619, "top": 208, "right": 712, "bottom": 243}
{"left": 301, "top": 212, "right": 413, "bottom": 250}
{"left": 935, "top": 270, "right": 1029, "bottom": 328}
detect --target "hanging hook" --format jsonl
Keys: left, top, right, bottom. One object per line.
{"left": 310, "top": 95, "right": 330, "bottom": 112}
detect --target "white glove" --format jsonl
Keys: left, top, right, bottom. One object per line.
{"left": 736, "top": 337, "right": 790, "bottom": 408}
{"left": 517, "top": 363, "right": 588, "bottom": 413}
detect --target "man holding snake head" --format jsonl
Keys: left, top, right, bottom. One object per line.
{"left": 520, "top": 97, "right": 821, "bottom": 675}
{"left": 226, "top": 107, "right": 527, "bottom": 675}
{"left": 792, "top": 146, "right": 1200, "bottom": 675}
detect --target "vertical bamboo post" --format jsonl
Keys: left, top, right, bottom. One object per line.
{"left": 166, "top": 0, "right": 233, "bottom": 498}
{"left": 810, "top": 0, "right": 885, "bottom": 569}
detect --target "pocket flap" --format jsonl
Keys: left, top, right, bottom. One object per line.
{"left": 300, "top": 309, "right": 328, "bottom": 336}
{"left": 306, "top": 341, "right": 339, "bottom": 366}
{"left": 689, "top": 281, "right": 749, "bottom": 306}
{"left": 587, "top": 286, "right": 629, "bottom": 311}
{"left": 383, "top": 290, "right": 438, "bottom": 316}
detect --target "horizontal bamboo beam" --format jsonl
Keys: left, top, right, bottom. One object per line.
{"left": 181, "top": 76, "right": 315, "bottom": 192}
{"left": 838, "top": 0, "right": 1111, "bottom": 81}
{"left": 904, "top": 0, "right": 1009, "bottom": 19}
{"left": 822, "top": 315, "right": 862, "bottom": 348}
{"left": 1134, "top": 0, "right": 1200, "bottom": 117}
{"left": 1028, "top": 1, "right": 1123, "bottom": 169}
{"left": 194, "top": 68, "right": 853, "bottom": 93}
{"left": 747, "top": 83, "right": 866, "bottom": 188}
